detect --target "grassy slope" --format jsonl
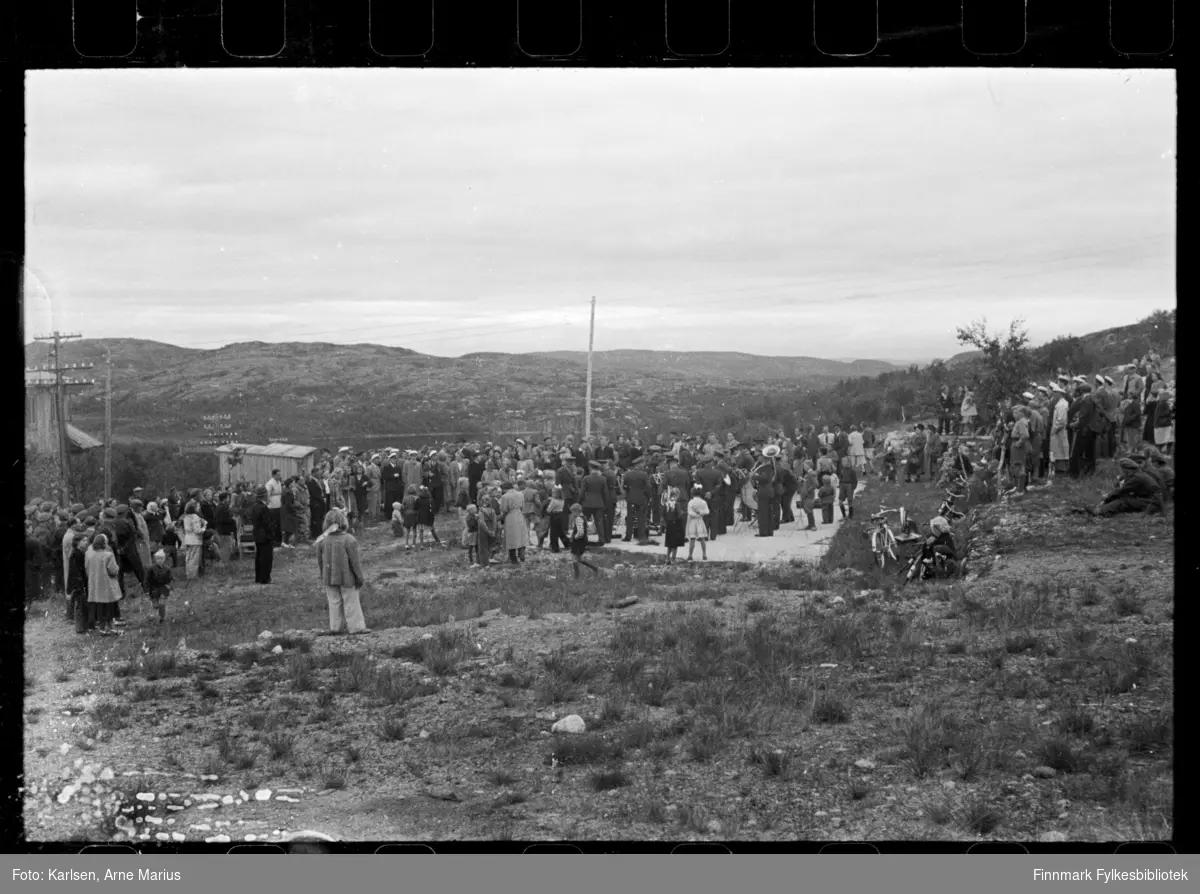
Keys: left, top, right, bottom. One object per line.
{"left": 23, "top": 472, "right": 1172, "bottom": 844}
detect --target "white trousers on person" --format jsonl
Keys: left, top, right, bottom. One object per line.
{"left": 185, "top": 545, "right": 202, "bottom": 579}
{"left": 325, "top": 585, "right": 366, "bottom": 633}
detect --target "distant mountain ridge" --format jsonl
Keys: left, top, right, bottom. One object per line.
{"left": 523, "top": 350, "right": 898, "bottom": 382}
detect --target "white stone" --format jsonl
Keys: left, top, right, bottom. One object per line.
{"left": 197, "top": 803, "right": 218, "bottom": 811}
{"left": 205, "top": 834, "right": 231, "bottom": 843}
{"left": 156, "top": 832, "right": 170, "bottom": 841}
{"left": 239, "top": 790, "right": 250, "bottom": 802}
{"left": 58, "top": 743, "right": 71, "bottom": 755}
{"left": 551, "top": 714, "right": 586, "bottom": 734}
{"left": 1039, "top": 831, "right": 1068, "bottom": 843}
{"left": 419, "top": 730, "right": 430, "bottom": 739}
{"left": 272, "top": 645, "right": 284, "bottom": 654}
{"left": 255, "top": 789, "right": 272, "bottom": 801}
{"left": 244, "top": 834, "right": 257, "bottom": 842}
{"left": 166, "top": 805, "right": 184, "bottom": 811}
{"left": 57, "top": 784, "right": 79, "bottom": 805}
{"left": 171, "top": 832, "right": 186, "bottom": 842}
{"left": 421, "top": 633, "right": 434, "bottom": 641}
{"left": 1125, "top": 637, "right": 1138, "bottom": 644}
{"left": 192, "top": 824, "right": 212, "bottom": 832}
{"left": 197, "top": 794, "right": 221, "bottom": 802}
{"left": 276, "top": 788, "right": 304, "bottom": 794}
{"left": 221, "top": 795, "right": 235, "bottom": 805}
{"left": 99, "top": 767, "right": 114, "bottom": 781}
{"left": 854, "top": 759, "right": 876, "bottom": 770}
{"left": 166, "top": 819, "right": 176, "bottom": 825}
{"left": 157, "top": 793, "right": 167, "bottom": 801}
{"left": 200, "top": 774, "right": 219, "bottom": 781}
{"left": 276, "top": 795, "right": 299, "bottom": 803}
{"left": 258, "top": 630, "right": 274, "bottom": 641}
{"left": 74, "top": 758, "right": 84, "bottom": 768}
{"left": 136, "top": 792, "right": 156, "bottom": 802}
{"left": 145, "top": 816, "right": 163, "bottom": 825}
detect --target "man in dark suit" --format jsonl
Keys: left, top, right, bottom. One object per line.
{"left": 556, "top": 451, "right": 580, "bottom": 506}
{"left": 692, "top": 457, "right": 723, "bottom": 540}
{"left": 249, "top": 485, "right": 275, "bottom": 585}
{"left": 305, "top": 470, "right": 326, "bottom": 540}
{"left": 580, "top": 461, "right": 609, "bottom": 544}
{"left": 601, "top": 459, "right": 621, "bottom": 543}
{"left": 380, "top": 453, "right": 402, "bottom": 515}
{"left": 595, "top": 436, "right": 616, "bottom": 464}
{"left": 621, "top": 456, "right": 652, "bottom": 544}
{"left": 663, "top": 453, "right": 692, "bottom": 500}
{"left": 777, "top": 462, "right": 798, "bottom": 524}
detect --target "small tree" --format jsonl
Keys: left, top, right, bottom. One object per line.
{"left": 955, "top": 318, "right": 1032, "bottom": 414}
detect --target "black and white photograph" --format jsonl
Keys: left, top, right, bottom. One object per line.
{"left": 22, "top": 68, "right": 1174, "bottom": 844}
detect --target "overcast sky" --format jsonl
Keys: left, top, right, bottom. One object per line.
{"left": 24, "top": 68, "right": 1175, "bottom": 362}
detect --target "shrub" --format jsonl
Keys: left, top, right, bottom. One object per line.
{"left": 378, "top": 717, "right": 408, "bottom": 742}
{"left": 1060, "top": 707, "right": 1095, "bottom": 736}
{"left": 91, "top": 700, "right": 130, "bottom": 731}
{"left": 1038, "top": 735, "right": 1083, "bottom": 773}
{"left": 590, "top": 769, "right": 630, "bottom": 792}
{"left": 287, "top": 654, "right": 315, "bottom": 692}
{"left": 749, "top": 747, "right": 793, "bottom": 779}
{"left": 961, "top": 799, "right": 1002, "bottom": 835}
{"left": 553, "top": 734, "right": 622, "bottom": 766}
{"left": 265, "top": 731, "right": 295, "bottom": 760}
{"left": 811, "top": 690, "right": 851, "bottom": 724}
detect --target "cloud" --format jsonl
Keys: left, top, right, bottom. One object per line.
{"left": 24, "top": 68, "right": 1175, "bottom": 361}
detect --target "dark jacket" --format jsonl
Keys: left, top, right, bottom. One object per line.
{"left": 1104, "top": 471, "right": 1162, "bottom": 504}
{"left": 580, "top": 472, "right": 608, "bottom": 510}
{"left": 249, "top": 500, "right": 274, "bottom": 544}
{"left": 556, "top": 464, "right": 580, "bottom": 504}
{"left": 622, "top": 468, "right": 652, "bottom": 505}
{"left": 68, "top": 549, "right": 87, "bottom": 597}
{"left": 215, "top": 504, "right": 238, "bottom": 536}
{"left": 145, "top": 564, "right": 173, "bottom": 598}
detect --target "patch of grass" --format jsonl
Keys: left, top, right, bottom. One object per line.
{"left": 1004, "top": 634, "right": 1039, "bottom": 654}
{"left": 265, "top": 731, "right": 295, "bottom": 760}
{"left": 128, "top": 684, "right": 157, "bottom": 703}
{"left": 945, "top": 640, "right": 967, "bottom": 655}
{"left": 1112, "top": 592, "right": 1144, "bottom": 617}
{"left": 1122, "top": 712, "right": 1172, "bottom": 756}
{"left": 217, "top": 644, "right": 237, "bottom": 661}
{"left": 610, "top": 655, "right": 646, "bottom": 686}
{"left": 378, "top": 716, "right": 408, "bottom": 742}
{"left": 91, "top": 700, "right": 130, "bottom": 731}
{"left": 538, "top": 672, "right": 579, "bottom": 705}
{"left": 686, "top": 722, "right": 724, "bottom": 763}
{"left": 489, "top": 769, "right": 519, "bottom": 786}
{"left": 961, "top": 799, "right": 1002, "bottom": 836}
{"left": 112, "top": 661, "right": 138, "bottom": 678}
{"left": 142, "top": 651, "right": 179, "bottom": 680}
{"left": 1038, "top": 735, "right": 1083, "bottom": 774}
{"left": 271, "top": 633, "right": 312, "bottom": 652}
{"left": 644, "top": 798, "right": 668, "bottom": 823}
{"left": 492, "top": 791, "right": 528, "bottom": 808}
{"left": 899, "top": 706, "right": 949, "bottom": 779}
{"left": 749, "top": 747, "right": 794, "bottom": 779}
{"left": 811, "top": 690, "right": 851, "bottom": 724}
{"left": 1060, "top": 707, "right": 1096, "bottom": 736}
{"left": 236, "top": 648, "right": 261, "bottom": 669}
{"left": 195, "top": 678, "right": 220, "bottom": 699}
{"left": 497, "top": 670, "right": 529, "bottom": 689}
{"left": 54, "top": 670, "right": 72, "bottom": 683}
{"left": 286, "top": 654, "right": 315, "bottom": 692}
{"left": 590, "top": 769, "right": 630, "bottom": 792}
{"left": 621, "top": 720, "right": 660, "bottom": 751}
{"left": 542, "top": 648, "right": 598, "bottom": 685}
{"left": 320, "top": 761, "right": 348, "bottom": 790}
{"left": 552, "top": 733, "right": 622, "bottom": 766}
{"left": 331, "top": 653, "right": 376, "bottom": 692}
{"left": 745, "top": 595, "right": 770, "bottom": 613}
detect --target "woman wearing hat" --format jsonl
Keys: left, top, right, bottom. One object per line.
{"left": 85, "top": 533, "right": 123, "bottom": 635}
{"left": 662, "top": 486, "right": 687, "bottom": 564}
{"left": 249, "top": 485, "right": 275, "bottom": 585}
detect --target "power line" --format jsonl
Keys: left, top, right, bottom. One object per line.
{"left": 31, "top": 332, "right": 93, "bottom": 505}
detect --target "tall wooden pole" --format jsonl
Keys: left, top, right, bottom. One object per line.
{"left": 34, "top": 331, "right": 84, "bottom": 506}
{"left": 584, "top": 297, "right": 595, "bottom": 439}
{"left": 104, "top": 344, "right": 113, "bottom": 501}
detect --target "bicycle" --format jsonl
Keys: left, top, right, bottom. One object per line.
{"left": 868, "top": 506, "right": 904, "bottom": 569}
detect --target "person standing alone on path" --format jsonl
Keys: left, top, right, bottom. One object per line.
{"left": 316, "top": 508, "right": 369, "bottom": 635}
{"left": 249, "top": 485, "right": 275, "bottom": 585}
{"left": 266, "top": 469, "right": 284, "bottom": 547}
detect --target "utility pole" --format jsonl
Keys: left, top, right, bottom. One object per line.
{"left": 104, "top": 343, "right": 112, "bottom": 501}
{"left": 33, "top": 331, "right": 90, "bottom": 506}
{"left": 584, "top": 297, "right": 595, "bottom": 440}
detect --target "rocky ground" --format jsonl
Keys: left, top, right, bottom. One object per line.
{"left": 21, "top": 472, "right": 1173, "bottom": 844}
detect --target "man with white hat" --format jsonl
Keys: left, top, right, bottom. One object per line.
{"left": 401, "top": 450, "right": 424, "bottom": 497}
{"left": 1090, "top": 374, "right": 1117, "bottom": 460}
{"left": 1047, "top": 382, "right": 1070, "bottom": 482}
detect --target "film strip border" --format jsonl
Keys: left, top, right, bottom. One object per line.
{"left": 17, "top": 1, "right": 1175, "bottom": 65}
{"left": 29, "top": 841, "right": 1183, "bottom": 855}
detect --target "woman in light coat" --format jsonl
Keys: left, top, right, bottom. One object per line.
{"left": 960, "top": 388, "right": 978, "bottom": 436}
{"left": 181, "top": 502, "right": 207, "bottom": 580}
{"left": 1048, "top": 387, "right": 1071, "bottom": 480}
{"left": 315, "top": 508, "right": 369, "bottom": 635}
{"left": 499, "top": 481, "right": 529, "bottom": 564}
{"left": 130, "top": 500, "right": 153, "bottom": 572}
{"left": 85, "top": 533, "right": 123, "bottom": 635}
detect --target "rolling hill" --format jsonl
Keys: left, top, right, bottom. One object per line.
{"left": 25, "top": 310, "right": 1173, "bottom": 450}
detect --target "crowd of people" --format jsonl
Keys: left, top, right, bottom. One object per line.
{"left": 23, "top": 352, "right": 1174, "bottom": 633}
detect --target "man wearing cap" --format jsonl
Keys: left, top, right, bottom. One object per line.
{"left": 1019, "top": 392, "right": 1045, "bottom": 485}
{"left": 580, "top": 461, "right": 609, "bottom": 545}
{"left": 692, "top": 457, "right": 724, "bottom": 539}
{"left": 1090, "top": 374, "right": 1116, "bottom": 461}
{"left": 556, "top": 451, "right": 580, "bottom": 507}
{"left": 621, "top": 456, "right": 652, "bottom": 544}
{"left": 1120, "top": 387, "right": 1144, "bottom": 455}
{"left": 249, "top": 485, "right": 275, "bottom": 584}
{"left": 1122, "top": 363, "right": 1145, "bottom": 406}
{"left": 1047, "top": 383, "right": 1070, "bottom": 481}
{"left": 1089, "top": 457, "right": 1163, "bottom": 517}
{"left": 1068, "top": 383, "right": 1101, "bottom": 478}
{"left": 364, "top": 454, "right": 382, "bottom": 522}
{"left": 380, "top": 452, "right": 402, "bottom": 518}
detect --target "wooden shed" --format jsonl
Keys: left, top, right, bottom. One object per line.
{"left": 215, "top": 442, "right": 318, "bottom": 488}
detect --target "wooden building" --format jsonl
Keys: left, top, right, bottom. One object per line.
{"left": 214, "top": 442, "right": 319, "bottom": 488}
{"left": 25, "top": 370, "right": 102, "bottom": 456}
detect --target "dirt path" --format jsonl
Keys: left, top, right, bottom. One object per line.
{"left": 606, "top": 483, "right": 867, "bottom": 564}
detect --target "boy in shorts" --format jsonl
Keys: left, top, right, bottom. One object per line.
{"left": 144, "top": 549, "right": 174, "bottom": 624}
